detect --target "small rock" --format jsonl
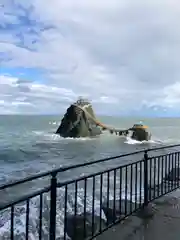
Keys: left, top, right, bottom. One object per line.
{"left": 66, "top": 212, "right": 106, "bottom": 240}
{"left": 102, "top": 199, "right": 139, "bottom": 224}
{"left": 136, "top": 203, "right": 156, "bottom": 219}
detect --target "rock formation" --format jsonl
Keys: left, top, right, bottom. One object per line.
{"left": 129, "top": 123, "right": 151, "bottom": 141}
{"left": 56, "top": 99, "right": 152, "bottom": 141}
{"left": 56, "top": 98, "right": 102, "bottom": 138}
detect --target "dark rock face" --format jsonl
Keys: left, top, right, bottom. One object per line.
{"left": 64, "top": 199, "right": 156, "bottom": 239}
{"left": 66, "top": 213, "right": 106, "bottom": 240}
{"left": 102, "top": 200, "right": 138, "bottom": 224}
{"left": 102, "top": 199, "right": 155, "bottom": 223}
{"left": 131, "top": 128, "right": 151, "bottom": 141}
{"left": 165, "top": 168, "right": 180, "bottom": 181}
{"left": 56, "top": 99, "right": 102, "bottom": 138}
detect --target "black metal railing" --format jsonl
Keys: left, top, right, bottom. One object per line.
{"left": 0, "top": 144, "right": 180, "bottom": 240}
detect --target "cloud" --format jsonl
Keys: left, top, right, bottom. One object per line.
{"left": 148, "top": 82, "right": 180, "bottom": 109}
{"left": 0, "top": 75, "right": 77, "bottom": 114}
{"left": 0, "top": 0, "right": 180, "bottom": 115}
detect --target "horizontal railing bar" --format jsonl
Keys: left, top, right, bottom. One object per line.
{"left": 0, "top": 147, "right": 180, "bottom": 240}
{"left": 0, "top": 150, "right": 145, "bottom": 190}
{"left": 147, "top": 185, "right": 180, "bottom": 205}
{"left": 146, "top": 143, "right": 180, "bottom": 152}
{"left": 0, "top": 186, "right": 51, "bottom": 211}
{"left": 0, "top": 173, "right": 51, "bottom": 191}
{"left": 147, "top": 152, "right": 178, "bottom": 160}
{"left": 57, "top": 159, "right": 143, "bottom": 188}
{"left": 0, "top": 143, "right": 180, "bottom": 191}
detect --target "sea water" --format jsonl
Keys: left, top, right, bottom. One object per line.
{"left": 0, "top": 115, "right": 180, "bottom": 239}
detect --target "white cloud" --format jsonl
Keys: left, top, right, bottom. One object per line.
{"left": 0, "top": 75, "right": 17, "bottom": 85}
{"left": 0, "top": 75, "right": 77, "bottom": 114}
{"left": 0, "top": 0, "right": 180, "bottom": 114}
{"left": 149, "top": 82, "right": 180, "bottom": 109}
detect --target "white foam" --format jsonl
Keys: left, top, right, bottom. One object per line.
{"left": 0, "top": 181, "right": 145, "bottom": 239}
{"left": 124, "top": 137, "right": 162, "bottom": 145}
{"left": 49, "top": 121, "right": 60, "bottom": 125}
{"left": 32, "top": 126, "right": 180, "bottom": 146}
{"left": 124, "top": 136, "right": 156, "bottom": 145}
{"left": 32, "top": 130, "right": 95, "bottom": 142}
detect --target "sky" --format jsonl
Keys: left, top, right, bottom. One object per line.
{"left": 0, "top": 0, "right": 180, "bottom": 116}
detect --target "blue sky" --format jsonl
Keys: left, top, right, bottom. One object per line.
{"left": 0, "top": 0, "right": 180, "bottom": 115}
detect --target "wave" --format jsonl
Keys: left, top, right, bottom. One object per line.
{"left": 32, "top": 131, "right": 98, "bottom": 142}
{"left": 124, "top": 136, "right": 157, "bottom": 145}
{"left": 124, "top": 135, "right": 180, "bottom": 146}
{"left": 32, "top": 126, "right": 180, "bottom": 146}
{"left": 49, "top": 121, "right": 61, "bottom": 126}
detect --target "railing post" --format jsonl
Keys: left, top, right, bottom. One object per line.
{"left": 50, "top": 172, "right": 57, "bottom": 240}
{"left": 144, "top": 150, "right": 148, "bottom": 207}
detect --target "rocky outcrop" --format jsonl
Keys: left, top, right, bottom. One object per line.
{"left": 61, "top": 165, "right": 179, "bottom": 239}
{"left": 56, "top": 98, "right": 102, "bottom": 138}
{"left": 63, "top": 198, "right": 157, "bottom": 239}
{"left": 66, "top": 213, "right": 106, "bottom": 240}
{"left": 56, "top": 99, "right": 152, "bottom": 140}
{"left": 129, "top": 124, "right": 151, "bottom": 141}
{"left": 131, "top": 129, "right": 151, "bottom": 141}
{"left": 102, "top": 199, "right": 138, "bottom": 223}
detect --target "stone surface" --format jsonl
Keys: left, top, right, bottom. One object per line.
{"left": 56, "top": 100, "right": 102, "bottom": 138}
{"left": 130, "top": 128, "right": 151, "bottom": 141}
{"left": 96, "top": 193, "right": 180, "bottom": 240}
{"left": 66, "top": 212, "right": 106, "bottom": 240}
{"left": 147, "top": 179, "right": 180, "bottom": 202}
{"left": 136, "top": 203, "right": 156, "bottom": 219}
{"left": 102, "top": 199, "right": 139, "bottom": 224}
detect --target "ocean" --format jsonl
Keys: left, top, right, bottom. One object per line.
{"left": 0, "top": 115, "right": 180, "bottom": 239}
{"left": 0, "top": 115, "right": 179, "bottom": 184}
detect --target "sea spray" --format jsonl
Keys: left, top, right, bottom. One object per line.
{"left": 0, "top": 174, "right": 144, "bottom": 239}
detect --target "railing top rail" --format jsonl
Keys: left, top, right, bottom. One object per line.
{"left": 145, "top": 143, "right": 180, "bottom": 152}
{"left": 0, "top": 143, "right": 180, "bottom": 191}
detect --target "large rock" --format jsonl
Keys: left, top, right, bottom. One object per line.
{"left": 129, "top": 123, "right": 151, "bottom": 141}
{"left": 56, "top": 98, "right": 102, "bottom": 138}
{"left": 66, "top": 213, "right": 106, "bottom": 240}
{"left": 131, "top": 129, "right": 151, "bottom": 141}
{"left": 102, "top": 198, "right": 155, "bottom": 223}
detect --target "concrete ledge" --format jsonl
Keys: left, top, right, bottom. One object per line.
{"left": 96, "top": 193, "right": 180, "bottom": 240}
